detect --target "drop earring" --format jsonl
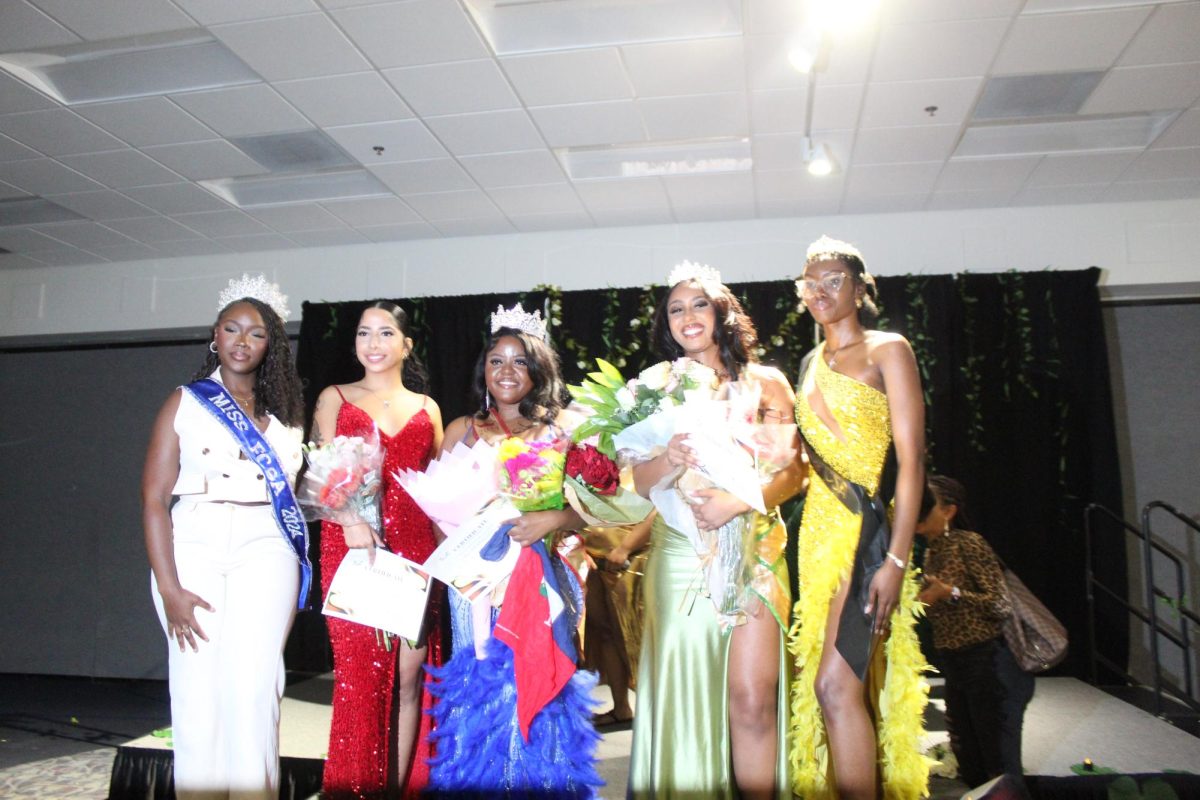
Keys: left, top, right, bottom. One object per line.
{"left": 485, "top": 393, "right": 491, "bottom": 411}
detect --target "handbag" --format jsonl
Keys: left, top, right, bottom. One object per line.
{"left": 1000, "top": 565, "right": 1068, "bottom": 672}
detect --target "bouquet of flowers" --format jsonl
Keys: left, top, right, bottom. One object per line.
{"left": 497, "top": 436, "right": 568, "bottom": 512}
{"left": 569, "top": 358, "right": 718, "bottom": 458}
{"left": 298, "top": 429, "right": 383, "bottom": 532}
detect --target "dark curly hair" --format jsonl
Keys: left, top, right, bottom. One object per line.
{"left": 651, "top": 278, "right": 759, "bottom": 379}
{"left": 471, "top": 327, "right": 565, "bottom": 426}
{"left": 800, "top": 240, "right": 880, "bottom": 326}
{"left": 361, "top": 300, "right": 429, "bottom": 394}
{"left": 924, "top": 474, "right": 975, "bottom": 531}
{"left": 192, "top": 297, "right": 304, "bottom": 428}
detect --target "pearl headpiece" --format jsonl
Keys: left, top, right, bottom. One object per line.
{"left": 217, "top": 273, "right": 290, "bottom": 321}
{"left": 667, "top": 260, "right": 722, "bottom": 287}
{"left": 491, "top": 303, "right": 548, "bottom": 341}
{"left": 806, "top": 235, "right": 864, "bottom": 265}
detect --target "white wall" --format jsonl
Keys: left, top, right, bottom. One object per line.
{"left": 3, "top": 198, "right": 1198, "bottom": 339}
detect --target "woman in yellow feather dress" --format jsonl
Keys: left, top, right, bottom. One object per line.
{"left": 788, "top": 236, "right": 931, "bottom": 800}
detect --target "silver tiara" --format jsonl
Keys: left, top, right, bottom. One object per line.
{"left": 806, "top": 234, "right": 864, "bottom": 264}
{"left": 667, "top": 260, "right": 722, "bottom": 287}
{"left": 217, "top": 273, "right": 290, "bottom": 321}
{"left": 491, "top": 303, "right": 547, "bottom": 341}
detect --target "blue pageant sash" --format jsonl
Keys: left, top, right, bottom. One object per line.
{"left": 183, "top": 378, "right": 311, "bottom": 609}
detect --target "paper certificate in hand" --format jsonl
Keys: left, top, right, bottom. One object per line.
{"left": 423, "top": 497, "right": 522, "bottom": 602}
{"left": 322, "top": 549, "right": 431, "bottom": 641}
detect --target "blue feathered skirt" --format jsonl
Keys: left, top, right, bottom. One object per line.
{"left": 424, "top": 590, "right": 603, "bottom": 798}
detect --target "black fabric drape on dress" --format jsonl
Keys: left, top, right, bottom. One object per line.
{"left": 286, "top": 268, "right": 1125, "bottom": 682}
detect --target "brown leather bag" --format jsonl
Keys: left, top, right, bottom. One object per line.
{"left": 1001, "top": 566, "right": 1068, "bottom": 672}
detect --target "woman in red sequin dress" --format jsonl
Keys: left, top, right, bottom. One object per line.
{"left": 312, "top": 301, "right": 445, "bottom": 799}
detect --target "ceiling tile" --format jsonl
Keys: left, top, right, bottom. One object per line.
{"left": 993, "top": 8, "right": 1151, "bottom": 75}
{"left": 0, "top": 227, "right": 62, "bottom": 251}
{"left": 171, "top": 209, "right": 272, "bottom": 237}
{"left": 0, "top": 109, "right": 125, "bottom": 155}
{"left": 171, "top": 0, "right": 319, "bottom": 25}
{"left": 936, "top": 156, "right": 1041, "bottom": 191}
{"left": 215, "top": 232, "right": 299, "bottom": 252}
{"left": 401, "top": 189, "right": 502, "bottom": 222}
{"left": 663, "top": 172, "right": 755, "bottom": 208}
{"left": 743, "top": 0, "right": 801, "bottom": 35}
{"left": 674, "top": 203, "right": 756, "bottom": 223}
{"left": 749, "top": 89, "right": 808, "bottom": 134}
{"left": 638, "top": 93, "right": 748, "bottom": 141}
{"left": 752, "top": 133, "right": 804, "bottom": 171}
{"left": 322, "top": 196, "right": 420, "bottom": 227}
{"left": 589, "top": 207, "right": 675, "bottom": 227}
{"left": 431, "top": 217, "right": 515, "bottom": 236}
{"left": 574, "top": 177, "right": 670, "bottom": 211}
{"left": 1152, "top": 108, "right": 1200, "bottom": 149}
{"left": 123, "top": 183, "right": 230, "bottom": 214}
{"left": 873, "top": 18, "right": 1009, "bottom": 81}
{"left": 287, "top": 228, "right": 368, "bottom": 247}
{"left": 879, "top": 0, "right": 1021, "bottom": 24}
{"left": 1119, "top": 147, "right": 1200, "bottom": 182}
{"left": 356, "top": 221, "right": 437, "bottom": 242}
{"left": 1120, "top": 2, "right": 1200, "bottom": 66}
{"left": 754, "top": 169, "right": 845, "bottom": 205}
{"left": 860, "top": 78, "right": 982, "bottom": 129}
{"left": 170, "top": 85, "right": 312, "bottom": 137}
{"left": 90, "top": 242, "right": 159, "bottom": 262}
{"left": 745, "top": 36, "right": 805, "bottom": 92}
{"left": 324, "top": 119, "right": 446, "bottom": 164}
{"left": 368, "top": 159, "right": 475, "bottom": 195}
{"left": 846, "top": 161, "right": 944, "bottom": 196}
{"left": 853, "top": 125, "right": 962, "bottom": 164}
{"left": 0, "top": 179, "right": 29, "bottom": 199}
{"left": 384, "top": 60, "right": 521, "bottom": 117}
{"left": 106, "top": 215, "right": 205, "bottom": 242}
{"left": 621, "top": 38, "right": 745, "bottom": 98}
{"left": 248, "top": 203, "right": 349, "bottom": 232}
{"left": 1012, "top": 183, "right": 1107, "bottom": 206}
{"left": 154, "top": 239, "right": 232, "bottom": 257}
{"left": 0, "top": 1, "right": 79, "bottom": 51}
{"left": 43, "top": 190, "right": 153, "bottom": 221}
{"left": 509, "top": 211, "right": 594, "bottom": 233}
{"left": 529, "top": 101, "right": 646, "bottom": 149}
{"left": 811, "top": 84, "right": 864, "bottom": 131}
{"left": 501, "top": 49, "right": 634, "bottom": 107}
{"left": 1103, "top": 178, "right": 1200, "bottom": 202}
{"left": 274, "top": 72, "right": 413, "bottom": 127}
{"left": 840, "top": 193, "right": 929, "bottom": 213}
{"left": 60, "top": 150, "right": 181, "bottom": 188}
{"left": 0, "top": 73, "right": 57, "bottom": 114}
{"left": 331, "top": 0, "right": 487, "bottom": 69}
{"left": 1082, "top": 62, "right": 1200, "bottom": 114}
{"left": 25, "top": 247, "right": 105, "bottom": 266}
{"left": 425, "top": 110, "right": 546, "bottom": 157}
{"left": 1025, "top": 152, "right": 1138, "bottom": 186}
{"left": 142, "top": 140, "right": 269, "bottom": 180}
{"left": 925, "top": 188, "right": 1016, "bottom": 210}
{"left": 0, "top": 158, "right": 104, "bottom": 195}
{"left": 0, "top": 132, "right": 40, "bottom": 162}
{"left": 488, "top": 184, "right": 584, "bottom": 217}
{"left": 0, "top": 253, "right": 43, "bottom": 268}
{"left": 29, "top": 0, "right": 193, "bottom": 39}
{"left": 211, "top": 13, "right": 371, "bottom": 82}
{"left": 29, "top": 221, "right": 134, "bottom": 249}
{"left": 74, "top": 98, "right": 217, "bottom": 147}
{"left": 459, "top": 151, "right": 565, "bottom": 189}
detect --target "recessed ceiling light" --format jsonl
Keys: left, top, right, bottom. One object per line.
{"left": 558, "top": 138, "right": 752, "bottom": 180}
{"left": 0, "top": 30, "right": 260, "bottom": 106}
{"left": 464, "top": 0, "right": 741, "bottom": 55}
{"left": 974, "top": 72, "right": 1105, "bottom": 120}
{"left": 954, "top": 111, "right": 1179, "bottom": 159}
{"left": 230, "top": 130, "right": 355, "bottom": 174}
{"left": 199, "top": 168, "right": 391, "bottom": 208}
{"left": 0, "top": 198, "right": 85, "bottom": 226}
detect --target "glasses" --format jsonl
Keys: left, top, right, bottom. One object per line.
{"left": 796, "top": 273, "right": 849, "bottom": 298}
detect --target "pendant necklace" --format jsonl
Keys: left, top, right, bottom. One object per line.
{"left": 826, "top": 338, "right": 865, "bottom": 370}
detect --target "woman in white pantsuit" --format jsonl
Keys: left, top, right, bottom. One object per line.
{"left": 142, "top": 276, "right": 306, "bottom": 800}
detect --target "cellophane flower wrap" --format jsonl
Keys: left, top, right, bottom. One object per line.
{"left": 298, "top": 429, "right": 383, "bottom": 532}
{"left": 569, "top": 358, "right": 798, "bottom": 628}
{"left": 496, "top": 436, "right": 568, "bottom": 512}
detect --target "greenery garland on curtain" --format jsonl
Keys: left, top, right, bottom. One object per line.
{"left": 288, "top": 267, "right": 1125, "bottom": 682}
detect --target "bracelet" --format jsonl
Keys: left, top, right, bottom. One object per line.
{"left": 885, "top": 551, "right": 906, "bottom": 570}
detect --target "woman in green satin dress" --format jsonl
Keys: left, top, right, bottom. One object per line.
{"left": 627, "top": 263, "right": 807, "bottom": 799}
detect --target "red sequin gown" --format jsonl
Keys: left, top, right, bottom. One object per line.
{"left": 320, "top": 397, "right": 442, "bottom": 799}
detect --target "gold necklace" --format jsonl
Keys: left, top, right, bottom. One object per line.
{"left": 825, "top": 338, "right": 865, "bottom": 369}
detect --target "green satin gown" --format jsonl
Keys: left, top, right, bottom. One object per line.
{"left": 628, "top": 510, "right": 791, "bottom": 798}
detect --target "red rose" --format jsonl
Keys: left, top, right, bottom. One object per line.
{"left": 565, "top": 444, "right": 619, "bottom": 495}
{"left": 318, "top": 467, "right": 361, "bottom": 509}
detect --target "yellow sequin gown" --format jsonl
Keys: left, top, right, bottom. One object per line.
{"left": 788, "top": 345, "right": 930, "bottom": 800}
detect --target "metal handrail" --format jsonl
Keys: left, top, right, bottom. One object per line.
{"left": 1143, "top": 501, "right": 1200, "bottom": 714}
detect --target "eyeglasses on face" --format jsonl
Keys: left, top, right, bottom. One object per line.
{"left": 796, "top": 272, "right": 849, "bottom": 298}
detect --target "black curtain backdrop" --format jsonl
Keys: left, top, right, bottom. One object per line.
{"left": 288, "top": 268, "right": 1126, "bottom": 682}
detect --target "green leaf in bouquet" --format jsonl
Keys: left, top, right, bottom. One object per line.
{"left": 595, "top": 358, "right": 627, "bottom": 386}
